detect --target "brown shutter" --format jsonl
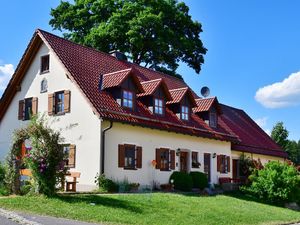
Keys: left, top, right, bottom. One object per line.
{"left": 227, "top": 156, "right": 230, "bottom": 173}
{"left": 118, "top": 144, "right": 125, "bottom": 168}
{"left": 64, "top": 90, "right": 71, "bottom": 113}
{"left": 217, "top": 155, "right": 221, "bottom": 172}
{"left": 32, "top": 97, "right": 38, "bottom": 116}
{"left": 48, "top": 93, "right": 54, "bottom": 115}
{"left": 69, "top": 144, "right": 76, "bottom": 168}
{"left": 18, "top": 100, "right": 24, "bottom": 120}
{"left": 136, "top": 146, "right": 142, "bottom": 169}
{"left": 155, "top": 148, "right": 161, "bottom": 169}
{"left": 170, "top": 150, "right": 175, "bottom": 170}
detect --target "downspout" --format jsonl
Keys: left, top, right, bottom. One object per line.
{"left": 100, "top": 120, "right": 113, "bottom": 175}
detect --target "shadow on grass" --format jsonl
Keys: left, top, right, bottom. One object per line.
{"left": 51, "top": 194, "right": 143, "bottom": 213}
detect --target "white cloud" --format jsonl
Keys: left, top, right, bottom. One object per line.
{"left": 0, "top": 64, "right": 14, "bottom": 91}
{"left": 255, "top": 71, "right": 300, "bottom": 108}
{"left": 254, "top": 116, "right": 271, "bottom": 136}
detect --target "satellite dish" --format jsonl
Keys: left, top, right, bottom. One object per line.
{"left": 201, "top": 86, "right": 210, "bottom": 98}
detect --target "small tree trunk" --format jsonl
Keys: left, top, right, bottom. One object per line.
{"left": 12, "top": 159, "right": 21, "bottom": 195}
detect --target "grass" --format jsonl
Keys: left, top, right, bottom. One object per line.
{"left": 0, "top": 193, "right": 299, "bottom": 225}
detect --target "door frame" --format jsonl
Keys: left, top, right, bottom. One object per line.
{"left": 179, "top": 149, "right": 191, "bottom": 173}
{"left": 204, "top": 153, "right": 211, "bottom": 183}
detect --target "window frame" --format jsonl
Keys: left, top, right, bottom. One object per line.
{"left": 40, "top": 78, "right": 48, "bottom": 93}
{"left": 159, "top": 148, "right": 170, "bottom": 171}
{"left": 124, "top": 144, "right": 136, "bottom": 170}
{"left": 154, "top": 97, "right": 164, "bottom": 115}
{"left": 24, "top": 98, "right": 33, "bottom": 121}
{"left": 40, "top": 55, "right": 50, "bottom": 74}
{"left": 63, "top": 144, "right": 76, "bottom": 168}
{"left": 192, "top": 151, "right": 200, "bottom": 168}
{"left": 122, "top": 89, "right": 134, "bottom": 109}
{"left": 219, "top": 155, "right": 229, "bottom": 174}
{"left": 55, "top": 91, "right": 65, "bottom": 115}
{"left": 181, "top": 105, "right": 189, "bottom": 121}
{"left": 209, "top": 112, "right": 217, "bottom": 128}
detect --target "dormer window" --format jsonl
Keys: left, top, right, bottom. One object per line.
{"left": 122, "top": 90, "right": 133, "bottom": 109}
{"left": 181, "top": 105, "right": 189, "bottom": 120}
{"left": 154, "top": 98, "right": 164, "bottom": 115}
{"left": 209, "top": 112, "right": 217, "bottom": 128}
{"left": 40, "top": 55, "right": 49, "bottom": 74}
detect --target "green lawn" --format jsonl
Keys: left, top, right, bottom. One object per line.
{"left": 0, "top": 193, "right": 299, "bottom": 225}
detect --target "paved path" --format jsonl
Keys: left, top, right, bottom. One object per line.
{"left": 0, "top": 208, "right": 103, "bottom": 225}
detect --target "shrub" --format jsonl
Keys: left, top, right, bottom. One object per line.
{"left": 0, "top": 184, "right": 9, "bottom": 196}
{"left": 190, "top": 172, "right": 208, "bottom": 189}
{"left": 95, "top": 174, "right": 118, "bottom": 193}
{"left": 241, "top": 161, "right": 300, "bottom": 204}
{"left": 0, "top": 162, "right": 5, "bottom": 184}
{"left": 170, "top": 171, "right": 193, "bottom": 192}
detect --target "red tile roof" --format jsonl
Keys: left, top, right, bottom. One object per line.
{"left": 137, "top": 78, "right": 172, "bottom": 100}
{"left": 167, "top": 87, "right": 197, "bottom": 107}
{"left": 194, "top": 97, "right": 218, "bottom": 113}
{"left": 220, "top": 104, "right": 287, "bottom": 158}
{"left": 0, "top": 29, "right": 287, "bottom": 158}
{"left": 101, "top": 68, "right": 144, "bottom": 93}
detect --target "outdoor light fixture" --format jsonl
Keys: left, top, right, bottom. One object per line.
{"left": 212, "top": 153, "right": 217, "bottom": 158}
{"left": 176, "top": 148, "right": 181, "bottom": 156}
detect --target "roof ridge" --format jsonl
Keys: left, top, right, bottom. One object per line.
{"left": 140, "top": 78, "right": 162, "bottom": 84}
{"left": 103, "top": 68, "right": 132, "bottom": 76}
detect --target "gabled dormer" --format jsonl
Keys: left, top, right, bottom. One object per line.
{"left": 137, "top": 79, "right": 172, "bottom": 116}
{"left": 193, "top": 97, "right": 222, "bottom": 128}
{"left": 100, "top": 68, "right": 144, "bottom": 111}
{"left": 167, "top": 87, "right": 197, "bottom": 121}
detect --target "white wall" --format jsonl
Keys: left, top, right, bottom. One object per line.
{"left": 103, "top": 121, "right": 232, "bottom": 186}
{"left": 0, "top": 43, "right": 100, "bottom": 190}
{"left": 231, "top": 150, "right": 284, "bottom": 164}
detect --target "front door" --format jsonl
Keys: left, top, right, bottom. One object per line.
{"left": 204, "top": 153, "right": 211, "bottom": 182}
{"left": 180, "top": 152, "right": 188, "bottom": 173}
{"left": 232, "top": 159, "right": 240, "bottom": 179}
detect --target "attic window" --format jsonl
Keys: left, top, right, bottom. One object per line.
{"left": 40, "top": 55, "right": 49, "bottom": 74}
{"left": 122, "top": 90, "right": 133, "bottom": 109}
{"left": 209, "top": 112, "right": 217, "bottom": 128}
{"left": 181, "top": 105, "right": 189, "bottom": 121}
{"left": 40, "top": 79, "right": 48, "bottom": 93}
{"left": 154, "top": 98, "right": 164, "bottom": 115}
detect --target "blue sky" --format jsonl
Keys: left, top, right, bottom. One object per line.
{"left": 0, "top": 0, "right": 299, "bottom": 140}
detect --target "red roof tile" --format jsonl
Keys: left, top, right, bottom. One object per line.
{"left": 0, "top": 29, "right": 286, "bottom": 158}
{"left": 193, "top": 97, "right": 217, "bottom": 113}
{"left": 138, "top": 78, "right": 172, "bottom": 100}
{"left": 220, "top": 104, "right": 287, "bottom": 158}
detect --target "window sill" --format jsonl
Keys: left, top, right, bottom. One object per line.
{"left": 159, "top": 169, "right": 171, "bottom": 172}
{"left": 123, "top": 168, "right": 137, "bottom": 170}
{"left": 40, "top": 70, "right": 49, "bottom": 75}
{"left": 53, "top": 112, "right": 65, "bottom": 116}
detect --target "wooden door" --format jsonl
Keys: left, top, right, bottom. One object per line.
{"left": 204, "top": 153, "right": 211, "bottom": 182}
{"left": 232, "top": 159, "right": 239, "bottom": 179}
{"left": 180, "top": 152, "right": 188, "bottom": 173}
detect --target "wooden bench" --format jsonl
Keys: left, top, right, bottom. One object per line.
{"left": 66, "top": 172, "right": 81, "bottom": 192}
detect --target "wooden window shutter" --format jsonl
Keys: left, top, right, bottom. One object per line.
{"left": 170, "top": 150, "right": 175, "bottom": 170}
{"left": 48, "top": 93, "right": 54, "bottom": 115}
{"left": 217, "top": 155, "right": 221, "bottom": 172}
{"left": 136, "top": 146, "right": 142, "bottom": 168}
{"left": 32, "top": 97, "right": 38, "bottom": 116}
{"left": 118, "top": 144, "right": 125, "bottom": 168}
{"left": 227, "top": 156, "right": 231, "bottom": 172}
{"left": 155, "top": 148, "right": 161, "bottom": 169}
{"left": 18, "top": 100, "right": 24, "bottom": 120}
{"left": 69, "top": 144, "right": 76, "bottom": 168}
{"left": 64, "top": 90, "right": 71, "bottom": 113}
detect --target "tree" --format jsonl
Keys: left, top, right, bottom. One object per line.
{"left": 49, "top": 0, "right": 207, "bottom": 77}
{"left": 271, "top": 122, "right": 289, "bottom": 151}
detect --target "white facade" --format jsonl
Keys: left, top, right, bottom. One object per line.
{"left": 0, "top": 43, "right": 101, "bottom": 190}
{"left": 103, "top": 121, "right": 232, "bottom": 186}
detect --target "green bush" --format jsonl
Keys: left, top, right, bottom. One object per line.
{"left": 0, "top": 185, "right": 9, "bottom": 196}
{"left": 190, "top": 172, "right": 208, "bottom": 189}
{"left": 170, "top": 171, "right": 193, "bottom": 192}
{"left": 241, "top": 161, "right": 300, "bottom": 204}
{"left": 0, "top": 162, "right": 5, "bottom": 184}
{"left": 95, "top": 174, "right": 118, "bottom": 193}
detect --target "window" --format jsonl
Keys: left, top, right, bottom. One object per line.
{"left": 18, "top": 97, "right": 38, "bottom": 120}
{"left": 48, "top": 90, "right": 70, "bottom": 116}
{"left": 24, "top": 98, "right": 33, "bottom": 120}
{"left": 154, "top": 98, "right": 164, "bottom": 115}
{"left": 55, "top": 91, "right": 64, "bottom": 114}
{"left": 192, "top": 151, "right": 200, "bottom": 168}
{"left": 217, "top": 155, "right": 230, "bottom": 174}
{"left": 118, "top": 144, "right": 142, "bottom": 169}
{"left": 209, "top": 112, "right": 217, "bottom": 128}
{"left": 155, "top": 148, "right": 175, "bottom": 171}
{"left": 181, "top": 105, "right": 189, "bottom": 120}
{"left": 40, "top": 79, "right": 48, "bottom": 93}
{"left": 122, "top": 90, "right": 133, "bottom": 109}
{"left": 63, "top": 144, "right": 76, "bottom": 168}
{"left": 40, "top": 55, "right": 49, "bottom": 73}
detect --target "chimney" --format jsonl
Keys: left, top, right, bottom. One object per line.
{"left": 110, "top": 50, "right": 127, "bottom": 61}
